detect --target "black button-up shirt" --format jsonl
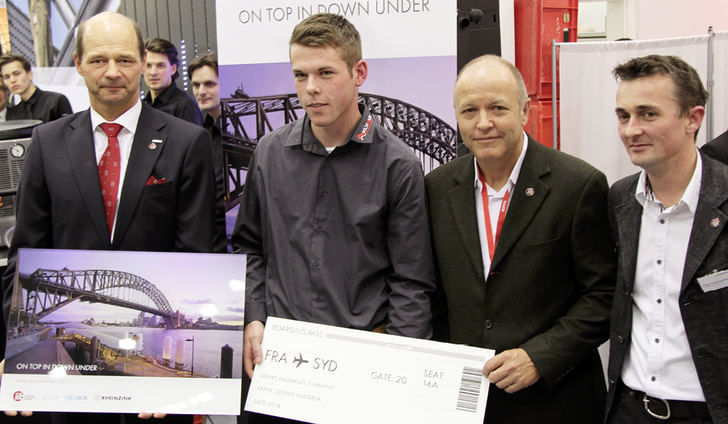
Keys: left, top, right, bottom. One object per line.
{"left": 7, "top": 87, "right": 72, "bottom": 123}
{"left": 204, "top": 113, "right": 227, "bottom": 253}
{"left": 233, "top": 105, "right": 435, "bottom": 338}
{"left": 143, "top": 82, "right": 203, "bottom": 126}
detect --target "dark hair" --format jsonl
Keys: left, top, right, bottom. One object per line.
{"left": 0, "top": 53, "right": 32, "bottom": 73}
{"left": 613, "top": 55, "right": 708, "bottom": 116}
{"left": 187, "top": 52, "right": 218, "bottom": 80}
{"left": 290, "top": 13, "right": 361, "bottom": 72}
{"left": 145, "top": 38, "right": 181, "bottom": 80}
{"left": 75, "top": 13, "right": 145, "bottom": 62}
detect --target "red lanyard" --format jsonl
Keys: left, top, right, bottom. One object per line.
{"left": 477, "top": 168, "right": 510, "bottom": 262}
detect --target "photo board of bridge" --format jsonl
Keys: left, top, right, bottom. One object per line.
{"left": 0, "top": 248, "right": 246, "bottom": 415}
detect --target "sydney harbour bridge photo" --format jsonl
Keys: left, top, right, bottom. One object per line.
{"left": 5, "top": 250, "right": 245, "bottom": 380}
{"left": 219, "top": 93, "right": 458, "bottom": 211}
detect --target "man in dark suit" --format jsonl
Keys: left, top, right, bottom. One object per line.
{"left": 425, "top": 54, "right": 616, "bottom": 423}
{"left": 701, "top": 128, "right": 728, "bottom": 164}
{"left": 606, "top": 55, "right": 727, "bottom": 424}
{"left": 1, "top": 11, "right": 215, "bottom": 424}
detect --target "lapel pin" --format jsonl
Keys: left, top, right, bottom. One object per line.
{"left": 525, "top": 188, "right": 535, "bottom": 197}
{"left": 148, "top": 143, "right": 157, "bottom": 150}
{"left": 711, "top": 217, "right": 720, "bottom": 228}
{"left": 152, "top": 139, "right": 163, "bottom": 143}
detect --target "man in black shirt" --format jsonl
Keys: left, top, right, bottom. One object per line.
{"left": 188, "top": 52, "right": 226, "bottom": 252}
{"left": 233, "top": 19, "right": 435, "bottom": 424}
{"left": 142, "top": 38, "right": 202, "bottom": 126}
{"left": 0, "top": 80, "right": 8, "bottom": 121}
{"left": 0, "top": 53, "right": 72, "bottom": 123}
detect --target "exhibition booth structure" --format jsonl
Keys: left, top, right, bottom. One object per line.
{"left": 558, "top": 30, "right": 728, "bottom": 184}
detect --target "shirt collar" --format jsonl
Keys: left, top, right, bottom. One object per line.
{"left": 90, "top": 98, "right": 142, "bottom": 136}
{"left": 24, "top": 87, "right": 42, "bottom": 105}
{"left": 635, "top": 147, "right": 702, "bottom": 213}
{"left": 288, "top": 103, "right": 372, "bottom": 150}
{"left": 473, "top": 131, "right": 529, "bottom": 192}
{"left": 144, "top": 83, "right": 177, "bottom": 106}
{"left": 203, "top": 112, "right": 221, "bottom": 130}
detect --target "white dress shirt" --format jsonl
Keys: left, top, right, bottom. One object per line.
{"left": 621, "top": 150, "right": 705, "bottom": 401}
{"left": 473, "top": 132, "right": 528, "bottom": 278}
{"left": 89, "top": 100, "right": 142, "bottom": 240}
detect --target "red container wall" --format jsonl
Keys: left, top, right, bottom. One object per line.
{"left": 525, "top": 98, "right": 559, "bottom": 149}
{"left": 514, "top": 0, "right": 578, "bottom": 100}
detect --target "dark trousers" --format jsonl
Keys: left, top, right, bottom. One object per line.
{"left": 4, "top": 413, "right": 53, "bottom": 423}
{"left": 50, "top": 413, "right": 194, "bottom": 423}
{"left": 607, "top": 382, "right": 713, "bottom": 424}
{"left": 245, "top": 414, "right": 308, "bottom": 424}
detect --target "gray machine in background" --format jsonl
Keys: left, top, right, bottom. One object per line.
{"left": 0, "top": 120, "right": 40, "bottom": 264}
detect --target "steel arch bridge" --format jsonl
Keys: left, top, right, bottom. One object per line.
{"left": 17, "top": 268, "right": 178, "bottom": 328}
{"left": 220, "top": 93, "right": 457, "bottom": 209}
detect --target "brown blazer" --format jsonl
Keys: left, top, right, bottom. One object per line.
{"left": 425, "top": 137, "right": 616, "bottom": 423}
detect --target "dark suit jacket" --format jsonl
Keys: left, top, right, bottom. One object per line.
{"left": 701, "top": 129, "right": 728, "bottom": 165}
{"left": 2, "top": 103, "right": 217, "bottom": 322}
{"left": 425, "top": 137, "right": 616, "bottom": 423}
{"left": 605, "top": 153, "right": 728, "bottom": 424}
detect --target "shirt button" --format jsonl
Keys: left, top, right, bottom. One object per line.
{"left": 651, "top": 376, "right": 656, "bottom": 382}
{"left": 655, "top": 338, "right": 660, "bottom": 343}
{"left": 659, "top": 219, "right": 665, "bottom": 224}
{"left": 321, "top": 191, "right": 328, "bottom": 197}
{"left": 313, "top": 260, "right": 319, "bottom": 267}
{"left": 484, "top": 319, "right": 493, "bottom": 329}
{"left": 656, "top": 259, "right": 662, "bottom": 265}
{"left": 316, "top": 226, "right": 324, "bottom": 232}
{"left": 657, "top": 298, "right": 662, "bottom": 304}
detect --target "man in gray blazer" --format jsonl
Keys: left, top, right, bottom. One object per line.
{"left": 426, "top": 55, "right": 616, "bottom": 423}
{"left": 606, "top": 55, "right": 728, "bottom": 424}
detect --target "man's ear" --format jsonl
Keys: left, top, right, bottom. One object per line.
{"left": 521, "top": 97, "right": 531, "bottom": 128}
{"left": 686, "top": 105, "right": 705, "bottom": 137}
{"left": 74, "top": 54, "right": 83, "bottom": 75}
{"left": 353, "top": 59, "right": 367, "bottom": 87}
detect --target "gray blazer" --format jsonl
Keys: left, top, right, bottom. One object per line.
{"left": 426, "top": 137, "right": 616, "bottom": 423}
{"left": 605, "top": 152, "right": 728, "bottom": 423}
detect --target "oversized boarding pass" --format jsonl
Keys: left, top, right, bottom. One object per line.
{"left": 245, "top": 317, "right": 494, "bottom": 423}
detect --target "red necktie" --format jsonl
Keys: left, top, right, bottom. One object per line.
{"left": 99, "top": 123, "right": 122, "bottom": 236}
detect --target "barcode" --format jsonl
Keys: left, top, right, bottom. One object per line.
{"left": 456, "top": 366, "right": 482, "bottom": 413}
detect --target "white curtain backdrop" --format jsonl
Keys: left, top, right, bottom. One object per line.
{"left": 558, "top": 34, "right": 727, "bottom": 184}
{"left": 711, "top": 31, "right": 728, "bottom": 138}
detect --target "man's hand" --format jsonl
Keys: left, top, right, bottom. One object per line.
{"left": 138, "top": 412, "right": 167, "bottom": 419}
{"left": 3, "top": 410, "right": 33, "bottom": 417}
{"left": 244, "top": 321, "right": 265, "bottom": 379}
{"left": 482, "top": 348, "right": 540, "bottom": 394}
{"left": 1, "top": 360, "right": 33, "bottom": 417}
